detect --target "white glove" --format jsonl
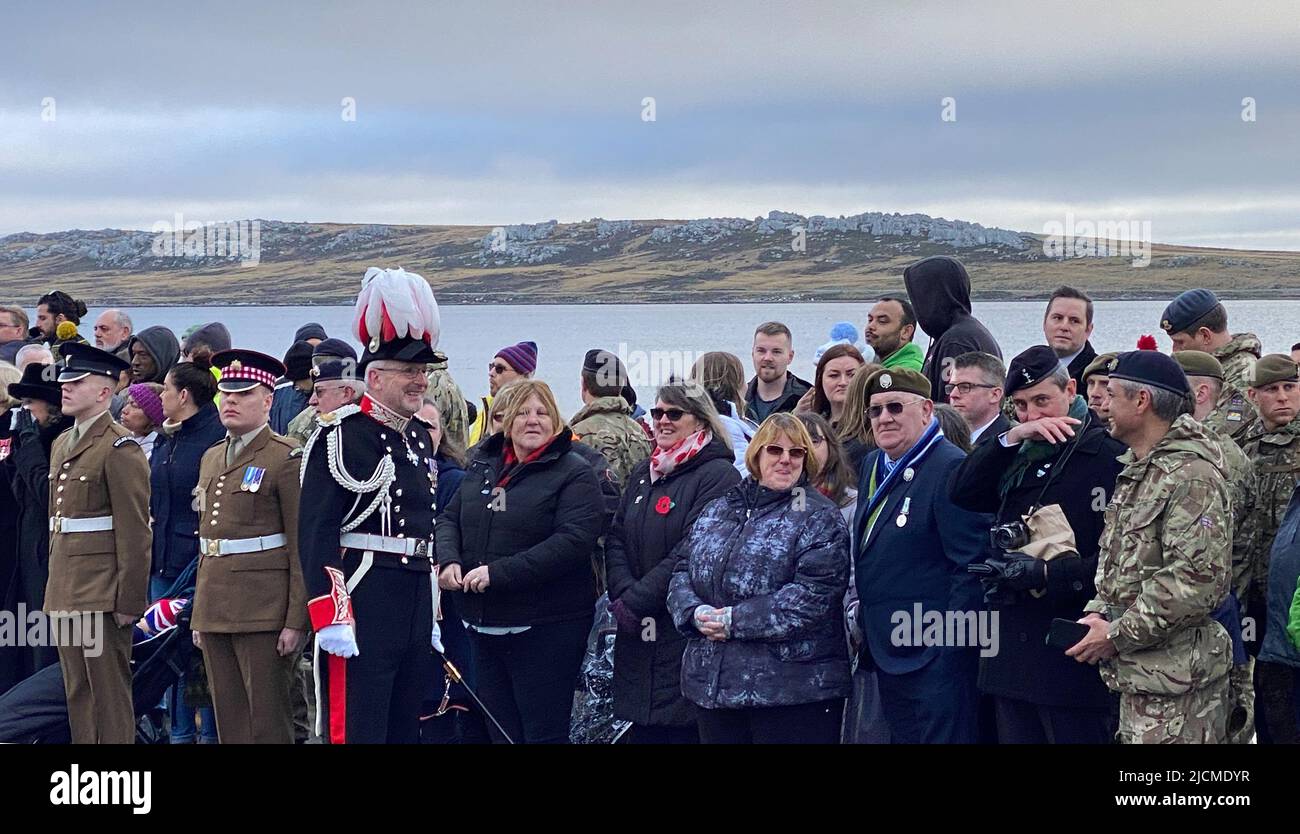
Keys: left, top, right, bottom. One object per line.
{"left": 317, "top": 623, "right": 359, "bottom": 658}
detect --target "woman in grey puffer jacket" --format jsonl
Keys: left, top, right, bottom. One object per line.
{"left": 667, "top": 412, "right": 851, "bottom": 744}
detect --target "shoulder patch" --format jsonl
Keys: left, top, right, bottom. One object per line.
{"left": 112, "top": 436, "right": 136, "bottom": 448}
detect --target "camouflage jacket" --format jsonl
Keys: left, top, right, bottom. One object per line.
{"left": 285, "top": 405, "right": 317, "bottom": 447}
{"left": 1241, "top": 417, "right": 1300, "bottom": 600}
{"left": 425, "top": 361, "right": 469, "bottom": 453}
{"left": 1201, "top": 382, "right": 1258, "bottom": 447}
{"left": 1085, "top": 415, "right": 1232, "bottom": 695}
{"left": 1202, "top": 422, "right": 1257, "bottom": 604}
{"left": 570, "top": 396, "right": 653, "bottom": 486}
{"left": 1212, "top": 332, "right": 1262, "bottom": 394}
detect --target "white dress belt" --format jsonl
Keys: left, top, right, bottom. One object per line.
{"left": 339, "top": 532, "right": 429, "bottom": 557}
{"left": 199, "top": 533, "right": 287, "bottom": 557}
{"left": 50, "top": 515, "right": 113, "bottom": 534}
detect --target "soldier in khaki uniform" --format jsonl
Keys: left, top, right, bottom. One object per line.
{"left": 1174, "top": 350, "right": 1258, "bottom": 743}
{"left": 1240, "top": 354, "right": 1300, "bottom": 743}
{"left": 46, "top": 343, "right": 151, "bottom": 744}
{"left": 1070, "top": 351, "right": 1233, "bottom": 744}
{"left": 191, "top": 349, "right": 309, "bottom": 744}
{"left": 571, "top": 349, "right": 652, "bottom": 485}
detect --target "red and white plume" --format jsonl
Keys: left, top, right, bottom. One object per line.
{"left": 353, "top": 267, "right": 440, "bottom": 349}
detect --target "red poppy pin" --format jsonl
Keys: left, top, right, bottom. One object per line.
{"left": 655, "top": 496, "right": 673, "bottom": 515}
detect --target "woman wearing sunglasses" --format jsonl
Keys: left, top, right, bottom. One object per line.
{"left": 667, "top": 412, "right": 852, "bottom": 743}
{"left": 605, "top": 380, "right": 741, "bottom": 743}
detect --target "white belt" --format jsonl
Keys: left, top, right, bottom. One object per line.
{"left": 50, "top": 515, "right": 113, "bottom": 534}
{"left": 199, "top": 533, "right": 287, "bottom": 557}
{"left": 339, "top": 533, "right": 428, "bottom": 557}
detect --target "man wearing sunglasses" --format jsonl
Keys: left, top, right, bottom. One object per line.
{"left": 469, "top": 341, "right": 537, "bottom": 445}
{"left": 852, "top": 367, "right": 990, "bottom": 743}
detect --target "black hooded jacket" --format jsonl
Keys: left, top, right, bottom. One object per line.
{"left": 902, "top": 256, "right": 1002, "bottom": 403}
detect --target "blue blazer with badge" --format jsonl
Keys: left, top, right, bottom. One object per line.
{"left": 853, "top": 438, "right": 991, "bottom": 676}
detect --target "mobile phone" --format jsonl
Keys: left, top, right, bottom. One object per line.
{"left": 1045, "top": 618, "right": 1090, "bottom": 651}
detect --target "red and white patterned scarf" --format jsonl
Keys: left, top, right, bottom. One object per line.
{"left": 649, "top": 429, "right": 712, "bottom": 484}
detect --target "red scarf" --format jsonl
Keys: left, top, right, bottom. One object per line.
{"left": 649, "top": 429, "right": 712, "bottom": 484}
{"left": 498, "top": 434, "right": 559, "bottom": 487}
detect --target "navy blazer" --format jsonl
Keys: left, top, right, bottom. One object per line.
{"left": 853, "top": 439, "right": 992, "bottom": 675}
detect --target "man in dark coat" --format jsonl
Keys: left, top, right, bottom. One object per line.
{"left": 949, "top": 346, "right": 1124, "bottom": 743}
{"left": 606, "top": 433, "right": 740, "bottom": 742}
{"left": 1043, "top": 286, "right": 1098, "bottom": 387}
{"left": 902, "top": 256, "right": 1002, "bottom": 404}
{"left": 854, "top": 367, "right": 990, "bottom": 743}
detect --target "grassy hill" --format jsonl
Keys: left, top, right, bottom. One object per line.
{"left": 3, "top": 214, "right": 1297, "bottom": 305}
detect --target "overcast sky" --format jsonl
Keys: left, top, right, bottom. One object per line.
{"left": 2, "top": 1, "right": 1298, "bottom": 248}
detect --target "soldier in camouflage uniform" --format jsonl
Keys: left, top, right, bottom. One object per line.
{"left": 1175, "top": 350, "right": 1258, "bottom": 743}
{"left": 1240, "top": 353, "right": 1300, "bottom": 742}
{"left": 426, "top": 351, "right": 470, "bottom": 453}
{"left": 1161, "top": 288, "right": 1261, "bottom": 394}
{"left": 1070, "top": 351, "right": 1232, "bottom": 744}
{"left": 571, "top": 349, "right": 652, "bottom": 484}
{"left": 1201, "top": 379, "right": 1259, "bottom": 448}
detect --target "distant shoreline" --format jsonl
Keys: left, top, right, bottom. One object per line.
{"left": 96, "top": 291, "right": 1300, "bottom": 307}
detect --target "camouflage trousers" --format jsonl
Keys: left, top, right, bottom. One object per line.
{"left": 1117, "top": 678, "right": 1229, "bottom": 744}
{"left": 1226, "top": 659, "right": 1255, "bottom": 744}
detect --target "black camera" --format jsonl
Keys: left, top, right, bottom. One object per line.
{"left": 989, "top": 521, "right": 1030, "bottom": 551}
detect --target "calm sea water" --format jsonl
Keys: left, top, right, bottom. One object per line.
{"left": 104, "top": 301, "right": 1298, "bottom": 415}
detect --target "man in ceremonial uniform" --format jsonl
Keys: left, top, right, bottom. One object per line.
{"left": 190, "top": 350, "right": 309, "bottom": 743}
{"left": 298, "top": 266, "right": 442, "bottom": 743}
{"left": 1071, "top": 351, "right": 1233, "bottom": 743}
{"left": 45, "top": 343, "right": 151, "bottom": 744}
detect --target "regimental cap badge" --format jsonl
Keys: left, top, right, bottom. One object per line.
{"left": 310, "top": 365, "right": 321, "bottom": 378}
{"left": 229, "top": 359, "right": 243, "bottom": 371}
{"left": 1160, "top": 319, "right": 1172, "bottom": 332}
{"left": 1107, "top": 357, "right": 1119, "bottom": 372}
{"left": 880, "top": 374, "right": 892, "bottom": 390}
{"left": 1021, "top": 368, "right": 1033, "bottom": 383}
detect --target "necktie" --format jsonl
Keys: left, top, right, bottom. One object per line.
{"left": 225, "top": 436, "right": 241, "bottom": 465}
{"left": 67, "top": 426, "right": 80, "bottom": 448}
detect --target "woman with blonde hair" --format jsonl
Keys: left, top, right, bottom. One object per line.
{"left": 668, "top": 412, "right": 851, "bottom": 743}
{"left": 436, "top": 379, "right": 604, "bottom": 743}
{"left": 689, "top": 351, "right": 757, "bottom": 474}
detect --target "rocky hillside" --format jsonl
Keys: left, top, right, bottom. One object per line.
{"left": 2, "top": 211, "right": 1297, "bottom": 304}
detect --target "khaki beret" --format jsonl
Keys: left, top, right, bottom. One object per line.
{"left": 1250, "top": 354, "right": 1299, "bottom": 389}
{"left": 866, "top": 367, "right": 931, "bottom": 400}
{"left": 1172, "top": 350, "right": 1224, "bottom": 381}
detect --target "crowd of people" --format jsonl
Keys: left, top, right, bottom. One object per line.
{"left": 3, "top": 254, "right": 1300, "bottom": 745}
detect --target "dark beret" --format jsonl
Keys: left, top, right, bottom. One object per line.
{"left": 1107, "top": 350, "right": 1191, "bottom": 396}
{"left": 1160, "top": 288, "right": 1219, "bottom": 334}
{"left": 1005, "top": 345, "right": 1062, "bottom": 397}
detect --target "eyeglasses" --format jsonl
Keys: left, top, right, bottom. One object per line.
{"left": 650, "top": 408, "right": 686, "bottom": 422}
{"left": 762, "top": 444, "right": 807, "bottom": 461}
{"left": 867, "top": 400, "right": 925, "bottom": 420}
{"left": 372, "top": 366, "right": 426, "bottom": 380}
{"left": 944, "top": 382, "right": 999, "bottom": 396}
{"left": 488, "top": 363, "right": 511, "bottom": 374}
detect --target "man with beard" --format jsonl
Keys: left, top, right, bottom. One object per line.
{"left": 126, "top": 325, "right": 180, "bottom": 385}
{"left": 92, "top": 310, "right": 133, "bottom": 362}
{"left": 745, "top": 322, "right": 810, "bottom": 422}
{"left": 298, "top": 267, "right": 442, "bottom": 744}
{"left": 865, "top": 296, "right": 923, "bottom": 372}
{"left": 34, "top": 291, "right": 90, "bottom": 362}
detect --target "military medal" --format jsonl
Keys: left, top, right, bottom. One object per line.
{"left": 242, "top": 466, "right": 267, "bottom": 493}
{"left": 896, "top": 497, "right": 911, "bottom": 528}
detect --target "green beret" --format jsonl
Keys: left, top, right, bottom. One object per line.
{"left": 866, "top": 367, "right": 931, "bottom": 400}
{"left": 1172, "top": 350, "right": 1224, "bottom": 381}
{"left": 1081, "top": 352, "right": 1118, "bottom": 383}
{"left": 1250, "top": 354, "right": 1299, "bottom": 389}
